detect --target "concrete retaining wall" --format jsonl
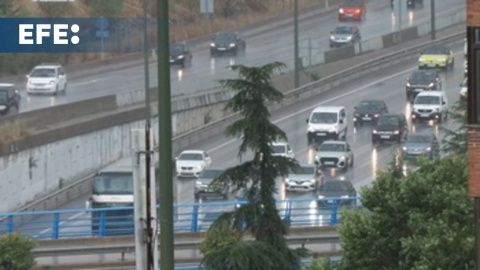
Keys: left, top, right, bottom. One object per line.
{"left": 0, "top": 11, "right": 466, "bottom": 213}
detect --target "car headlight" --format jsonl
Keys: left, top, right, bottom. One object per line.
{"left": 341, "top": 195, "right": 349, "bottom": 198}
{"left": 210, "top": 43, "right": 215, "bottom": 47}
{"left": 355, "top": 9, "right": 360, "bottom": 13}
{"left": 374, "top": 114, "right": 380, "bottom": 118}
{"left": 439, "top": 58, "right": 446, "bottom": 62}
{"left": 318, "top": 195, "right": 325, "bottom": 199}
{"left": 0, "top": 105, "right": 6, "bottom": 110}
{"left": 307, "top": 126, "right": 315, "bottom": 132}
{"left": 394, "top": 130, "right": 400, "bottom": 135}
{"left": 428, "top": 83, "right": 434, "bottom": 88}
{"left": 196, "top": 165, "right": 203, "bottom": 170}
{"left": 229, "top": 43, "right": 235, "bottom": 47}
{"left": 373, "top": 129, "right": 378, "bottom": 134}
{"left": 402, "top": 146, "right": 408, "bottom": 151}
{"left": 418, "top": 57, "right": 423, "bottom": 62}
{"left": 345, "top": 36, "right": 352, "bottom": 41}
{"left": 339, "top": 8, "right": 344, "bottom": 13}
{"left": 195, "top": 181, "right": 202, "bottom": 185}
{"left": 406, "top": 82, "right": 410, "bottom": 87}
{"left": 49, "top": 81, "right": 56, "bottom": 85}
{"left": 330, "top": 35, "right": 335, "bottom": 40}
{"left": 284, "top": 178, "right": 290, "bottom": 183}
{"left": 426, "top": 147, "right": 431, "bottom": 151}
{"left": 339, "top": 155, "right": 346, "bottom": 160}
{"left": 177, "top": 55, "right": 184, "bottom": 59}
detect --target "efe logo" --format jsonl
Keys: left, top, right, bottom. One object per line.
{"left": 19, "top": 24, "right": 80, "bottom": 45}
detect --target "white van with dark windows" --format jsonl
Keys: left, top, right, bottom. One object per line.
{"left": 306, "top": 106, "right": 347, "bottom": 143}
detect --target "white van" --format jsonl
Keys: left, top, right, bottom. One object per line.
{"left": 411, "top": 91, "right": 448, "bottom": 123}
{"left": 306, "top": 106, "right": 347, "bottom": 143}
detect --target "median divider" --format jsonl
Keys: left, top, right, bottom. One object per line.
{"left": 0, "top": 19, "right": 466, "bottom": 214}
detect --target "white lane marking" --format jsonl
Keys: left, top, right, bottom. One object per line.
{"left": 34, "top": 211, "right": 86, "bottom": 238}
{"left": 69, "top": 79, "right": 99, "bottom": 86}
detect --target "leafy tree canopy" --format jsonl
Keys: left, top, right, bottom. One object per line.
{"left": 308, "top": 157, "right": 473, "bottom": 270}
{"left": 0, "top": 233, "right": 37, "bottom": 270}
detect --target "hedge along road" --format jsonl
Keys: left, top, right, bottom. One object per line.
{"left": 16, "top": 0, "right": 463, "bottom": 113}
{"left": 22, "top": 43, "right": 465, "bottom": 239}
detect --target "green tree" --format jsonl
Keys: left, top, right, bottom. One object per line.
{"left": 334, "top": 157, "right": 473, "bottom": 270}
{"left": 87, "top": 0, "right": 124, "bottom": 17}
{"left": 442, "top": 99, "right": 467, "bottom": 156}
{"left": 200, "top": 62, "right": 300, "bottom": 270}
{"left": 304, "top": 258, "right": 335, "bottom": 270}
{"left": 0, "top": 233, "right": 37, "bottom": 270}
{"left": 0, "top": 0, "right": 28, "bottom": 17}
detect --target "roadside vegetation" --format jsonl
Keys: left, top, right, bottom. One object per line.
{"left": 0, "top": 0, "right": 322, "bottom": 76}
{"left": 306, "top": 100, "right": 473, "bottom": 269}
{"left": 0, "top": 233, "right": 37, "bottom": 270}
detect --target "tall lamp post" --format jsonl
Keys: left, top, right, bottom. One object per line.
{"left": 430, "top": 0, "right": 435, "bottom": 40}
{"left": 293, "top": 0, "right": 300, "bottom": 88}
{"left": 157, "top": 0, "right": 175, "bottom": 269}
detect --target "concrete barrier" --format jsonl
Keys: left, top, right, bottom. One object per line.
{"left": 0, "top": 13, "right": 466, "bottom": 213}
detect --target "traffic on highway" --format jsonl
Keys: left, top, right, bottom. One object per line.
{"left": 0, "top": 0, "right": 462, "bottom": 114}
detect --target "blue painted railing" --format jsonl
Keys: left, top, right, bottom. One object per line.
{"left": 0, "top": 197, "right": 360, "bottom": 240}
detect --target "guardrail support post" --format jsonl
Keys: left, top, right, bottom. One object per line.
{"left": 52, "top": 212, "right": 60, "bottom": 240}
{"left": 330, "top": 201, "right": 339, "bottom": 226}
{"left": 284, "top": 201, "right": 292, "bottom": 225}
{"left": 99, "top": 211, "right": 106, "bottom": 238}
{"left": 6, "top": 215, "right": 13, "bottom": 233}
{"left": 191, "top": 204, "right": 199, "bottom": 232}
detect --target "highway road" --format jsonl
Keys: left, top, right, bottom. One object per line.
{"left": 15, "top": 42, "right": 465, "bottom": 239}
{"left": 13, "top": 0, "right": 463, "bottom": 113}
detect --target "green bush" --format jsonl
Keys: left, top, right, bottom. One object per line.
{"left": 0, "top": 233, "right": 37, "bottom": 270}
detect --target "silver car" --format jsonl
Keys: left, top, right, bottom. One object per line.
{"left": 194, "top": 168, "right": 228, "bottom": 201}
{"left": 284, "top": 164, "right": 324, "bottom": 192}
{"left": 314, "top": 141, "right": 354, "bottom": 171}
{"left": 329, "top": 25, "right": 361, "bottom": 48}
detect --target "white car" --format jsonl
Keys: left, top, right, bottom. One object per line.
{"left": 411, "top": 91, "right": 448, "bottom": 123}
{"left": 459, "top": 77, "right": 467, "bottom": 100}
{"left": 26, "top": 63, "right": 67, "bottom": 95}
{"left": 314, "top": 140, "right": 354, "bottom": 171}
{"left": 270, "top": 141, "right": 295, "bottom": 158}
{"left": 175, "top": 150, "right": 212, "bottom": 177}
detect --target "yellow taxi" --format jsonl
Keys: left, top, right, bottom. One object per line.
{"left": 418, "top": 45, "right": 455, "bottom": 70}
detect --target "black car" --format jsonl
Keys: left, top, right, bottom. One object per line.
{"left": 0, "top": 83, "right": 20, "bottom": 116}
{"left": 353, "top": 99, "right": 388, "bottom": 126}
{"left": 210, "top": 32, "right": 246, "bottom": 56}
{"left": 401, "top": 133, "right": 439, "bottom": 160}
{"left": 371, "top": 114, "right": 408, "bottom": 144}
{"left": 316, "top": 179, "right": 357, "bottom": 206}
{"left": 405, "top": 70, "right": 441, "bottom": 101}
{"left": 407, "top": 0, "right": 423, "bottom": 8}
{"left": 169, "top": 43, "right": 192, "bottom": 68}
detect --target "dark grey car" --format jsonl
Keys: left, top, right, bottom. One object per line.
{"left": 194, "top": 168, "right": 228, "bottom": 201}
{"left": 210, "top": 32, "right": 246, "bottom": 56}
{"left": 0, "top": 83, "right": 20, "bottom": 116}
{"left": 329, "top": 25, "right": 361, "bottom": 48}
{"left": 405, "top": 70, "right": 441, "bottom": 102}
{"left": 353, "top": 99, "right": 389, "bottom": 126}
{"left": 401, "top": 133, "right": 439, "bottom": 160}
{"left": 316, "top": 180, "right": 357, "bottom": 206}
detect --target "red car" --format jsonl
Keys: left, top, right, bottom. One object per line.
{"left": 338, "top": 0, "right": 366, "bottom": 21}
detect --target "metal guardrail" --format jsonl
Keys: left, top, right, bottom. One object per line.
{"left": 33, "top": 226, "right": 340, "bottom": 257}
{"left": 0, "top": 197, "right": 358, "bottom": 240}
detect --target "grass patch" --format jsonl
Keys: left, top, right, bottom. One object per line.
{"left": 0, "top": 120, "right": 30, "bottom": 146}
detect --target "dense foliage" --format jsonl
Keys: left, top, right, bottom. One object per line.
{"left": 0, "top": 233, "right": 37, "bottom": 270}
{"left": 442, "top": 99, "right": 467, "bottom": 156}
{"left": 307, "top": 157, "right": 473, "bottom": 270}
{"left": 200, "top": 62, "right": 301, "bottom": 270}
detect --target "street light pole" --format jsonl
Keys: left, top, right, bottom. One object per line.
{"left": 157, "top": 0, "right": 175, "bottom": 269}
{"left": 430, "top": 0, "right": 435, "bottom": 40}
{"left": 293, "top": 0, "right": 300, "bottom": 88}
{"left": 398, "top": 0, "right": 402, "bottom": 43}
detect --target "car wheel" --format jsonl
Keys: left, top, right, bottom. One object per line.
{"left": 54, "top": 85, "right": 59, "bottom": 96}
{"left": 350, "top": 156, "right": 354, "bottom": 167}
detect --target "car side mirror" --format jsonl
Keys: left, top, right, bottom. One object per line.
{"left": 306, "top": 118, "right": 309, "bottom": 123}
{"left": 339, "top": 119, "right": 344, "bottom": 124}
{"left": 85, "top": 199, "right": 91, "bottom": 209}
{"left": 442, "top": 101, "right": 446, "bottom": 105}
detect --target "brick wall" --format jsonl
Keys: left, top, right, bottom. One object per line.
{"left": 468, "top": 125, "right": 480, "bottom": 196}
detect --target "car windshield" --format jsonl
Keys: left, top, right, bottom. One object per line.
{"left": 378, "top": 116, "right": 399, "bottom": 126}
{"left": 322, "top": 181, "right": 349, "bottom": 192}
{"left": 178, "top": 153, "right": 203, "bottom": 161}
{"left": 199, "top": 169, "right": 224, "bottom": 179}
{"left": 30, "top": 68, "right": 56, "bottom": 78}
{"left": 333, "top": 26, "right": 353, "bottom": 35}
{"left": 410, "top": 71, "right": 434, "bottom": 81}
{"left": 93, "top": 173, "right": 133, "bottom": 195}
{"left": 341, "top": 0, "right": 363, "bottom": 6}
{"left": 0, "top": 91, "right": 7, "bottom": 100}
{"left": 415, "top": 96, "right": 440, "bottom": 105}
{"left": 310, "top": 112, "right": 338, "bottom": 124}
{"left": 423, "top": 46, "right": 447, "bottom": 55}
{"left": 319, "top": 143, "right": 345, "bottom": 152}
{"left": 270, "top": 145, "right": 286, "bottom": 154}
{"left": 407, "top": 135, "right": 431, "bottom": 143}
{"left": 170, "top": 44, "right": 184, "bottom": 55}
{"left": 292, "top": 166, "right": 315, "bottom": 175}
{"left": 215, "top": 33, "right": 236, "bottom": 43}
{"left": 357, "top": 100, "right": 381, "bottom": 110}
